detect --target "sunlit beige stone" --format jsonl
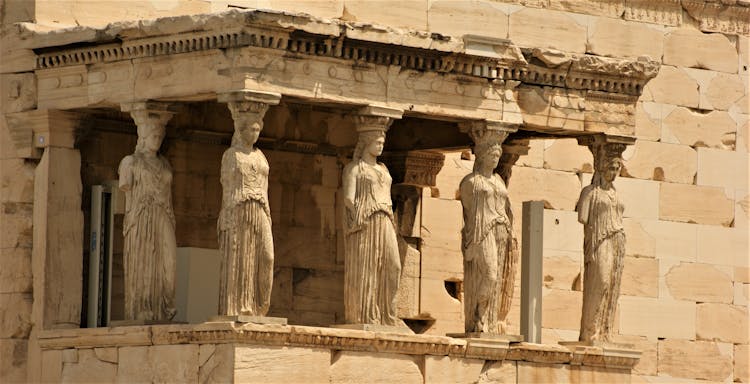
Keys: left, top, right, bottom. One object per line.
{"left": 643, "top": 66, "right": 699, "bottom": 108}
{"left": 235, "top": 346, "right": 329, "bottom": 383}
{"left": 330, "top": 351, "right": 423, "bottom": 384}
{"left": 427, "top": 1, "right": 509, "bottom": 38}
{"left": 509, "top": 8, "right": 587, "bottom": 53}
{"left": 343, "top": 0, "right": 428, "bottom": 30}
{"left": 423, "top": 355, "right": 484, "bottom": 383}
{"left": 619, "top": 296, "right": 695, "bottom": 340}
{"left": 696, "top": 303, "right": 748, "bottom": 344}
{"left": 665, "top": 262, "right": 734, "bottom": 304}
{"left": 659, "top": 183, "right": 734, "bottom": 226}
{"left": 664, "top": 28, "right": 739, "bottom": 74}
{"left": 736, "top": 344, "right": 749, "bottom": 383}
{"left": 588, "top": 17, "right": 663, "bottom": 59}
{"left": 662, "top": 108, "right": 737, "bottom": 149}
{"left": 696, "top": 147, "right": 748, "bottom": 190}
{"left": 621, "top": 256, "right": 658, "bottom": 298}
{"left": 706, "top": 72, "right": 746, "bottom": 111}
{"left": 658, "top": 339, "right": 733, "bottom": 382}
{"left": 541, "top": 288, "right": 582, "bottom": 331}
{"left": 622, "top": 141, "right": 696, "bottom": 184}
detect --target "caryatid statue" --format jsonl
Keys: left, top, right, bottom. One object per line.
{"left": 459, "top": 120, "right": 518, "bottom": 334}
{"left": 341, "top": 106, "right": 405, "bottom": 326}
{"left": 118, "top": 102, "right": 177, "bottom": 322}
{"left": 217, "top": 90, "right": 281, "bottom": 317}
{"left": 575, "top": 136, "right": 628, "bottom": 344}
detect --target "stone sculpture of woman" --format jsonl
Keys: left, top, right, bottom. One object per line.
{"left": 575, "top": 141, "right": 627, "bottom": 344}
{"left": 118, "top": 107, "right": 177, "bottom": 322}
{"left": 217, "top": 100, "right": 275, "bottom": 317}
{"left": 459, "top": 124, "right": 517, "bottom": 334}
{"left": 342, "top": 128, "right": 403, "bottom": 326}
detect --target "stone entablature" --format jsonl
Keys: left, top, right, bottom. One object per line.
{"left": 8, "top": 8, "right": 659, "bottom": 137}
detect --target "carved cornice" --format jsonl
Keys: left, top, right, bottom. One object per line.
{"left": 522, "top": 49, "right": 660, "bottom": 98}
{"left": 380, "top": 150, "right": 446, "bottom": 187}
{"left": 28, "top": 9, "right": 659, "bottom": 101}
{"left": 36, "top": 323, "right": 641, "bottom": 369}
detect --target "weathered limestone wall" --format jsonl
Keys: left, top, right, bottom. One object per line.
{"left": 0, "top": 109, "right": 35, "bottom": 382}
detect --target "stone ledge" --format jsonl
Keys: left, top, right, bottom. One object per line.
{"left": 37, "top": 323, "right": 640, "bottom": 369}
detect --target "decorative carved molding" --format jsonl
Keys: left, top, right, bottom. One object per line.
{"left": 624, "top": 0, "right": 682, "bottom": 26}
{"left": 36, "top": 323, "right": 642, "bottom": 369}
{"left": 683, "top": 0, "right": 750, "bottom": 36}
{"left": 380, "top": 150, "right": 445, "bottom": 187}
{"left": 522, "top": 49, "right": 660, "bottom": 98}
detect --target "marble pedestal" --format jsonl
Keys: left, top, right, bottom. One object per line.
{"left": 209, "top": 315, "right": 288, "bottom": 325}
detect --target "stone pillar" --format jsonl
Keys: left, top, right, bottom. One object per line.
{"left": 215, "top": 90, "right": 282, "bottom": 322}
{"left": 339, "top": 105, "right": 410, "bottom": 331}
{"left": 4, "top": 109, "right": 84, "bottom": 382}
{"left": 453, "top": 119, "right": 520, "bottom": 338}
{"left": 117, "top": 101, "right": 179, "bottom": 323}
{"left": 380, "top": 150, "right": 445, "bottom": 322}
{"left": 572, "top": 133, "right": 634, "bottom": 346}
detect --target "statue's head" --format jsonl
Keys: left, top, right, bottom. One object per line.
{"left": 353, "top": 130, "right": 386, "bottom": 161}
{"left": 134, "top": 112, "right": 168, "bottom": 154}
{"left": 228, "top": 101, "right": 268, "bottom": 148}
{"left": 593, "top": 143, "right": 626, "bottom": 185}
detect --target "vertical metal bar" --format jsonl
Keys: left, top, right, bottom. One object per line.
{"left": 521, "top": 200, "right": 544, "bottom": 343}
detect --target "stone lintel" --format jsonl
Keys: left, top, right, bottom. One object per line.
{"left": 120, "top": 101, "right": 180, "bottom": 114}
{"left": 459, "top": 119, "right": 519, "bottom": 135}
{"left": 4, "top": 109, "right": 81, "bottom": 159}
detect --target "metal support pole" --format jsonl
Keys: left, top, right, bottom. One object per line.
{"left": 521, "top": 200, "right": 544, "bottom": 343}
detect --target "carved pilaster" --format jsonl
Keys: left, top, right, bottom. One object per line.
{"left": 4, "top": 109, "right": 81, "bottom": 159}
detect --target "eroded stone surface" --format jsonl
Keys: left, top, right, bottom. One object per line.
{"left": 659, "top": 183, "right": 734, "bottom": 226}
{"left": 330, "top": 351, "right": 423, "bottom": 384}
{"left": 235, "top": 346, "right": 329, "bottom": 383}
{"left": 665, "top": 262, "right": 733, "bottom": 304}
{"left": 696, "top": 303, "right": 748, "bottom": 344}
{"left": 664, "top": 28, "right": 739, "bottom": 74}
{"left": 658, "top": 339, "right": 733, "bottom": 382}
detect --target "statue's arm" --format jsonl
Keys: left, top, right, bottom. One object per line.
{"left": 342, "top": 163, "right": 357, "bottom": 215}
{"left": 576, "top": 186, "right": 592, "bottom": 225}
{"left": 118, "top": 156, "right": 134, "bottom": 192}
